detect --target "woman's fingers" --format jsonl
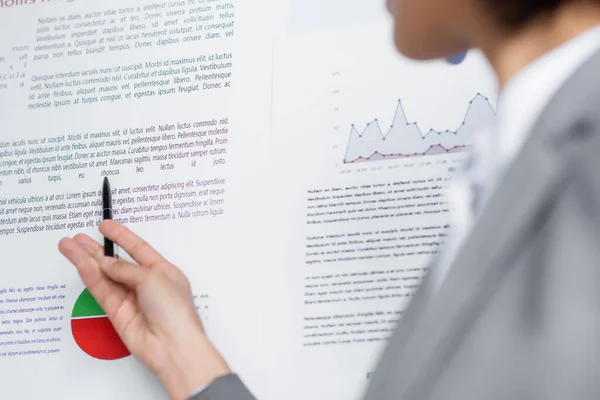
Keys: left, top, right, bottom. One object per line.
{"left": 59, "top": 237, "right": 104, "bottom": 289}
{"left": 58, "top": 237, "right": 129, "bottom": 317}
{"left": 98, "top": 221, "right": 191, "bottom": 295}
{"left": 100, "top": 256, "right": 150, "bottom": 289}
{"left": 100, "top": 220, "right": 167, "bottom": 267}
{"left": 73, "top": 233, "right": 104, "bottom": 261}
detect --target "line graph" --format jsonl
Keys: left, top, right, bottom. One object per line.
{"left": 343, "top": 93, "right": 495, "bottom": 164}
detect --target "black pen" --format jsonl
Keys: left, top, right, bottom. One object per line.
{"left": 102, "top": 177, "right": 115, "bottom": 257}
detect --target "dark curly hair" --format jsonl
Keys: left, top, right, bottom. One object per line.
{"left": 487, "top": 0, "right": 595, "bottom": 28}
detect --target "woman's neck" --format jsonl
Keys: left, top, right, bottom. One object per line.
{"left": 480, "top": 2, "right": 600, "bottom": 89}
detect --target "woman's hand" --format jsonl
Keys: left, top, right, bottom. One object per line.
{"left": 59, "top": 220, "right": 230, "bottom": 400}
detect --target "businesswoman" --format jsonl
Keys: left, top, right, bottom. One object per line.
{"left": 60, "top": 0, "right": 600, "bottom": 398}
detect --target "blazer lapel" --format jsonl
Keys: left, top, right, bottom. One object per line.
{"left": 390, "top": 49, "right": 600, "bottom": 399}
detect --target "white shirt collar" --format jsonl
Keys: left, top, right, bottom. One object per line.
{"left": 496, "top": 24, "right": 600, "bottom": 163}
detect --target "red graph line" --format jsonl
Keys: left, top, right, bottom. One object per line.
{"left": 344, "top": 144, "right": 470, "bottom": 164}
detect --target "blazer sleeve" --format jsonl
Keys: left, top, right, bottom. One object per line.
{"left": 189, "top": 374, "right": 257, "bottom": 400}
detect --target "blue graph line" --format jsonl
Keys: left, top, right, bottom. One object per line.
{"left": 350, "top": 93, "right": 493, "bottom": 139}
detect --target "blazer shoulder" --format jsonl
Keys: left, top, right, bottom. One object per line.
{"left": 189, "top": 374, "right": 257, "bottom": 400}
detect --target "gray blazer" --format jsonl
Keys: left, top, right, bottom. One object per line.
{"left": 192, "top": 49, "right": 600, "bottom": 400}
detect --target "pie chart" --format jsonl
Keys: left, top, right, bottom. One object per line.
{"left": 71, "top": 288, "right": 130, "bottom": 360}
